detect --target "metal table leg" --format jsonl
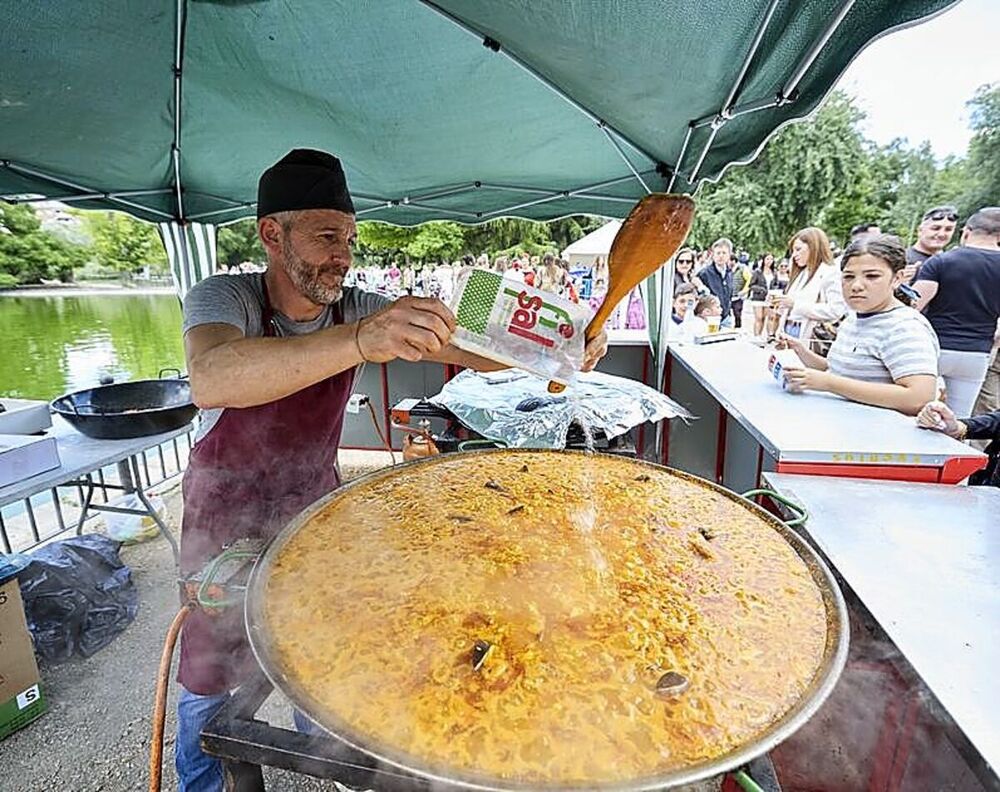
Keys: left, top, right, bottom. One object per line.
{"left": 66, "top": 457, "right": 180, "bottom": 566}
{"left": 75, "top": 474, "right": 96, "bottom": 535}
{"left": 129, "top": 455, "right": 180, "bottom": 564}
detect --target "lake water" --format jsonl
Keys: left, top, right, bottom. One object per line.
{"left": 0, "top": 291, "right": 186, "bottom": 400}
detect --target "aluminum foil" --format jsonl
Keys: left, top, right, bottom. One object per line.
{"left": 429, "top": 369, "right": 691, "bottom": 449}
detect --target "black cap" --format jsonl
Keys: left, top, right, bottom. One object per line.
{"left": 256, "top": 149, "right": 355, "bottom": 219}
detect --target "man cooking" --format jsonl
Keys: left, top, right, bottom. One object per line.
{"left": 175, "top": 149, "right": 608, "bottom": 790}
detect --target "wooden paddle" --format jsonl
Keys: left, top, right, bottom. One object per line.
{"left": 549, "top": 193, "right": 696, "bottom": 393}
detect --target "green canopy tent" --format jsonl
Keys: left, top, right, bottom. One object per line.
{"left": 1, "top": 0, "right": 957, "bottom": 414}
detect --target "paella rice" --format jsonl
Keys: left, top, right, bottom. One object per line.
{"left": 263, "top": 452, "right": 827, "bottom": 785}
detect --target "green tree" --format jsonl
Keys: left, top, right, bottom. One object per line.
{"left": 960, "top": 82, "right": 1000, "bottom": 214}
{"left": 0, "top": 203, "right": 88, "bottom": 284}
{"left": 357, "top": 221, "right": 469, "bottom": 263}
{"left": 690, "top": 92, "right": 872, "bottom": 251}
{"left": 216, "top": 218, "right": 266, "bottom": 268}
{"left": 85, "top": 211, "right": 167, "bottom": 273}
{"left": 461, "top": 217, "right": 553, "bottom": 255}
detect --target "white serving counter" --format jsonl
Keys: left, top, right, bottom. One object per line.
{"left": 663, "top": 339, "right": 986, "bottom": 492}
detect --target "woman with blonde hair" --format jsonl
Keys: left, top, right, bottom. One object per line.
{"left": 770, "top": 226, "right": 846, "bottom": 350}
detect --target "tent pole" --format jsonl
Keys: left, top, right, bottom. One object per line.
{"left": 685, "top": 0, "right": 782, "bottom": 182}
{"left": 667, "top": 124, "right": 694, "bottom": 192}
{"left": 12, "top": 188, "right": 173, "bottom": 204}
{"left": 352, "top": 171, "right": 654, "bottom": 222}
{"left": 695, "top": 0, "right": 858, "bottom": 127}
{"left": 407, "top": 183, "right": 481, "bottom": 202}
{"left": 417, "top": 0, "right": 664, "bottom": 171}
{"left": 722, "top": 0, "right": 784, "bottom": 117}
{"left": 170, "top": 0, "right": 188, "bottom": 221}
{"left": 782, "top": 0, "right": 857, "bottom": 100}
{"left": 187, "top": 203, "right": 256, "bottom": 222}
{"left": 599, "top": 125, "right": 651, "bottom": 194}
{"left": 1, "top": 160, "right": 174, "bottom": 219}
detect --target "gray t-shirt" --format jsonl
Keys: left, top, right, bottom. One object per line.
{"left": 182, "top": 273, "right": 392, "bottom": 438}
{"left": 827, "top": 305, "right": 939, "bottom": 384}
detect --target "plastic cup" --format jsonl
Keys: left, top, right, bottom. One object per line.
{"left": 706, "top": 316, "right": 721, "bottom": 334}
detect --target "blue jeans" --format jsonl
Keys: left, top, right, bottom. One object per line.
{"left": 176, "top": 687, "right": 323, "bottom": 792}
{"left": 176, "top": 688, "right": 229, "bottom": 792}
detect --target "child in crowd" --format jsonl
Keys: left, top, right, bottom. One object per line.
{"left": 667, "top": 284, "right": 698, "bottom": 339}
{"left": 684, "top": 294, "right": 722, "bottom": 337}
{"left": 778, "top": 234, "right": 939, "bottom": 415}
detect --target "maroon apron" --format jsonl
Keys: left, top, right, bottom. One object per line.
{"left": 178, "top": 284, "right": 353, "bottom": 694}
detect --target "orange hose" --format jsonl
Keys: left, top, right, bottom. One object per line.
{"left": 149, "top": 603, "right": 195, "bottom": 792}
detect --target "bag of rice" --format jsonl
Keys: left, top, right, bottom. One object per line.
{"left": 449, "top": 268, "right": 590, "bottom": 385}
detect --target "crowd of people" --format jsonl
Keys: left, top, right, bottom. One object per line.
{"left": 341, "top": 251, "right": 649, "bottom": 330}
{"left": 222, "top": 203, "right": 1000, "bottom": 484}
{"left": 669, "top": 204, "right": 1000, "bottom": 485}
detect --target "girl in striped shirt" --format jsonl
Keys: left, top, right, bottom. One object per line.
{"left": 777, "top": 234, "right": 939, "bottom": 416}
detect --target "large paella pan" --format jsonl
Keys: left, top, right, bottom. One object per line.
{"left": 245, "top": 450, "right": 847, "bottom": 790}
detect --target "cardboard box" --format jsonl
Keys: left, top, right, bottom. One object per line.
{"left": 0, "top": 434, "right": 61, "bottom": 488}
{"left": 0, "top": 575, "right": 46, "bottom": 740}
{"left": 0, "top": 399, "right": 53, "bottom": 435}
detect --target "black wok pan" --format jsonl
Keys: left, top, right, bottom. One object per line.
{"left": 52, "top": 369, "right": 197, "bottom": 439}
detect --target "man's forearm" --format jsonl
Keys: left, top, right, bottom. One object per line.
{"left": 188, "top": 324, "right": 363, "bottom": 408}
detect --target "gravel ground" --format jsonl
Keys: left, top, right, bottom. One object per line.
{"left": 1, "top": 453, "right": 392, "bottom": 792}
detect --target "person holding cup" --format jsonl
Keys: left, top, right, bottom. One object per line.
{"left": 769, "top": 227, "right": 846, "bottom": 350}
{"left": 687, "top": 294, "right": 723, "bottom": 336}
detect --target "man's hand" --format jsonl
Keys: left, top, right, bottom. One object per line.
{"left": 783, "top": 366, "right": 828, "bottom": 394}
{"left": 901, "top": 263, "right": 918, "bottom": 283}
{"left": 581, "top": 328, "right": 609, "bottom": 372}
{"left": 916, "top": 400, "right": 963, "bottom": 437}
{"left": 357, "top": 296, "right": 456, "bottom": 363}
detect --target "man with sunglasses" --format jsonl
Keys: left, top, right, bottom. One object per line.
{"left": 903, "top": 205, "right": 958, "bottom": 282}
{"left": 914, "top": 207, "right": 1000, "bottom": 416}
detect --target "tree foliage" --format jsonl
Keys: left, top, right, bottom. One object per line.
{"left": 0, "top": 203, "right": 88, "bottom": 284}
{"left": 688, "top": 87, "right": 998, "bottom": 254}
{"left": 960, "top": 82, "right": 1000, "bottom": 213}
{"left": 84, "top": 211, "right": 166, "bottom": 273}
{"left": 216, "top": 218, "right": 265, "bottom": 267}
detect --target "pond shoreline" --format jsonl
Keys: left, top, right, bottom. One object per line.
{"left": 1, "top": 283, "right": 176, "bottom": 298}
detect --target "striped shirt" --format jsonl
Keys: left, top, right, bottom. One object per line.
{"left": 827, "top": 306, "right": 939, "bottom": 384}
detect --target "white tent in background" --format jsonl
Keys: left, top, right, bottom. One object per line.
{"left": 561, "top": 220, "right": 621, "bottom": 265}
{"left": 561, "top": 219, "right": 650, "bottom": 344}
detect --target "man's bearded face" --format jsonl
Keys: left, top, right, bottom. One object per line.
{"left": 279, "top": 210, "right": 356, "bottom": 305}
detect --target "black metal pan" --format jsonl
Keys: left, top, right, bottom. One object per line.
{"left": 52, "top": 368, "right": 197, "bottom": 440}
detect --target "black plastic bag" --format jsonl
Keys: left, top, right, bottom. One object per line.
{"left": 15, "top": 534, "right": 139, "bottom": 662}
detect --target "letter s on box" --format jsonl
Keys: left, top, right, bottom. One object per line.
{"left": 517, "top": 291, "right": 543, "bottom": 311}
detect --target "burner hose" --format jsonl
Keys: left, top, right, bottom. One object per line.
{"left": 149, "top": 602, "right": 196, "bottom": 792}
{"left": 733, "top": 770, "right": 767, "bottom": 792}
